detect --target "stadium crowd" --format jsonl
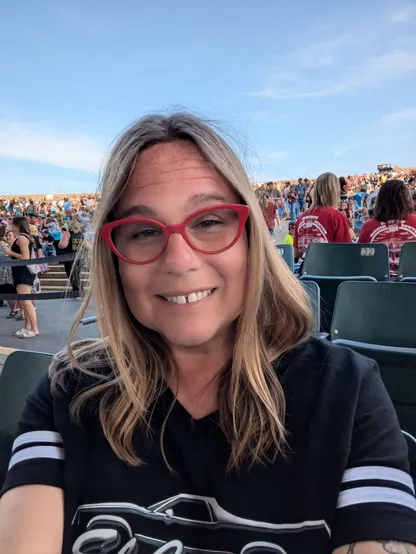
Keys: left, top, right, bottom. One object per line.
{"left": 256, "top": 170, "right": 416, "bottom": 276}
{"left": 0, "top": 168, "right": 415, "bottom": 338}
{"left": 0, "top": 195, "right": 96, "bottom": 338}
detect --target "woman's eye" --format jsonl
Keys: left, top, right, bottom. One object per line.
{"left": 130, "top": 229, "right": 160, "bottom": 239}
{"left": 196, "top": 219, "right": 222, "bottom": 228}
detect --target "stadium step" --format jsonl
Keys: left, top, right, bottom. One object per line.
{"left": 39, "top": 264, "right": 89, "bottom": 291}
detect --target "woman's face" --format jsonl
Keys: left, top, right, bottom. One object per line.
{"left": 116, "top": 140, "right": 249, "bottom": 349}
{"left": 11, "top": 224, "right": 18, "bottom": 235}
{"left": 6, "top": 231, "right": 15, "bottom": 244}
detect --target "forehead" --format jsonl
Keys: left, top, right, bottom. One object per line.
{"left": 118, "top": 141, "right": 238, "bottom": 209}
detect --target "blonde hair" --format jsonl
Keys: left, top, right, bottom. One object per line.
{"left": 51, "top": 113, "right": 313, "bottom": 470}
{"left": 311, "top": 172, "right": 340, "bottom": 209}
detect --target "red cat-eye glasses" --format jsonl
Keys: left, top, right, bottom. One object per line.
{"left": 100, "top": 204, "right": 250, "bottom": 265}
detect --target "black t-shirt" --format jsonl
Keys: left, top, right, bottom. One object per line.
{"left": 2, "top": 339, "right": 416, "bottom": 554}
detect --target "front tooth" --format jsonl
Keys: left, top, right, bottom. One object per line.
{"left": 177, "top": 295, "right": 187, "bottom": 304}
{"left": 171, "top": 296, "right": 177, "bottom": 303}
{"left": 202, "top": 290, "right": 208, "bottom": 298}
{"left": 187, "top": 292, "right": 198, "bottom": 303}
{"left": 196, "top": 291, "right": 203, "bottom": 300}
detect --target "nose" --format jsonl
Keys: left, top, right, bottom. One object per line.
{"left": 161, "top": 232, "right": 202, "bottom": 275}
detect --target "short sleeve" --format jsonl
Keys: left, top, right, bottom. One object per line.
{"left": 357, "top": 222, "right": 370, "bottom": 243}
{"left": 330, "top": 362, "right": 416, "bottom": 549}
{"left": 334, "top": 211, "right": 352, "bottom": 243}
{"left": 0, "top": 374, "right": 64, "bottom": 497}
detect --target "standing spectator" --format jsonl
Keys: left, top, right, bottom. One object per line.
{"left": 58, "top": 219, "right": 85, "bottom": 298}
{"left": 259, "top": 193, "right": 280, "bottom": 239}
{"left": 3, "top": 216, "right": 39, "bottom": 338}
{"left": 358, "top": 179, "right": 416, "bottom": 276}
{"left": 287, "top": 184, "right": 299, "bottom": 221}
{"left": 0, "top": 225, "right": 18, "bottom": 318}
{"left": 294, "top": 172, "right": 352, "bottom": 258}
{"left": 295, "top": 178, "right": 307, "bottom": 215}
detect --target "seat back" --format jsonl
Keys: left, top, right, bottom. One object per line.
{"left": 276, "top": 244, "right": 294, "bottom": 272}
{"left": 398, "top": 242, "right": 416, "bottom": 282}
{"left": 300, "top": 275, "right": 376, "bottom": 334}
{"left": 300, "top": 280, "right": 320, "bottom": 334}
{"left": 0, "top": 350, "right": 52, "bottom": 487}
{"left": 331, "top": 281, "right": 416, "bottom": 347}
{"left": 301, "top": 243, "right": 390, "bottom": 280}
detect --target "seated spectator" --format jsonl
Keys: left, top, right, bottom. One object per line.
{"left": 294, "top": 172, "right": 352, "bottom": 258}
{"left": 358, "top": 179, "right": 416, "bottom": 276}
{"left": 283, "top": 222, "right": 295, "bottom": 245}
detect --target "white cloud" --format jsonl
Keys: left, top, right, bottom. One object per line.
{"left": 391, "top": 3, "right": 416, "bottom": 22}
{"left": 249, "top": 40, "right": 416, "bottom": 99}
{"left": 0, "top": 120, "right": 107, "bottom": 172}
{"left": 333, "top": 133, "right": 414, "bottom": 156}
{"left": 379, "top": 108, "right": 416, "bottom": 123}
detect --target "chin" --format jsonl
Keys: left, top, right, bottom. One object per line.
{"left": 158, "top": 326, "right": 224, "bottom": 349}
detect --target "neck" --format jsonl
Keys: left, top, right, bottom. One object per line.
{"left": 167, "top": 331, "right": 233, "bottom": 419}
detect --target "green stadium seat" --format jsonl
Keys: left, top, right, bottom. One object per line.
{"left": 300, "top": 280, "right": 321, "bottom": 335}
{"left": 398, "top": 242, "right": 416, "bottom": 283}
{"left": 300, "top": 243, "right": 390, "bottom": 332}
{"left": 301, "top": 243, "right": 390, "bottom": 280}
{"left": 300, "top": 275, "right": 377, "bottom": 333}
{"left": 276, "top": 244, "right": 294, "bottom": 272}
{"left": 330, "top": 281, "right": 416, "bottom": 442}
{"left": 0, "top": 350, "right": 52, "bottom": 488}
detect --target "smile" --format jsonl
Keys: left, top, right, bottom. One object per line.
{"left": 159, "top": 289, "right": 215, "bottom": 304}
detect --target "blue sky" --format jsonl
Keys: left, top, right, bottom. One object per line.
{"left": 1, "top": 0, "right": 415, "bottom": 194}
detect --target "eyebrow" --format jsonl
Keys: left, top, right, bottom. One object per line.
{"left": 117, "top": 192, "right": 227, "bottom": 220}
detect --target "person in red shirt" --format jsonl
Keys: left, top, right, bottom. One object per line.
{"left": 294, "top": 172, "right": 352, "bottom": 258}
{"left": 259, "top": 192, "right": 280, "bottom": 238}
{"left": 358, "top": 179, "right": 416, "bottom": 276}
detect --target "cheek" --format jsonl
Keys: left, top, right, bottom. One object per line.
{"left": 118, "top": 262, "right": 152, "bottom": 309}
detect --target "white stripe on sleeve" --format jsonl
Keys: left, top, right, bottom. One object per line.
{"left": 342, "top": 466, "right": 415, "bottom": 494}
{"left": 12, "top": 430, "right": 63, "bottom": 452}
{"left": 337, "top": 486, "right": 416, "bottom": 512}
{"left": 8, "top": 445, "right": 65, "bottom": 470}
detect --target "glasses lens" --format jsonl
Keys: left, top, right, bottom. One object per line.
{"left": 186, "top": 208, "right": 241, "bottom": 253}
{"left": 112, "top": 220, "right": 164, "bottom": 262}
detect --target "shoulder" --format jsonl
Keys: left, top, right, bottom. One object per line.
{"left": 49, "top": 338, "right": 115, "bottom": 399}
{"left": 275, "top": 339, "right": 376, "bottom": 396}
{"left": 405, "top": 214, "right": 416, "bottom": 226}
{"left": 359, "top": 218, "right": 379, "bottom": 236}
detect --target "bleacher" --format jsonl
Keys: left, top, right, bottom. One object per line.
{"left": 0, "top": 242, "right": 415, "bottom": 488}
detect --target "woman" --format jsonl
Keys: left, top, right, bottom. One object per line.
{"left": 286, "top": 184, "right": 298, "bottom": 221}
{"left": 58, "top": 219, "right": 85, "bottom": 297}
{"left": 259, "top": 192, "right": 280, "bottom": 238}
{"left": 294, "top": 172, "right": 352, "bottom": 258}
{"left": 359, "top": 179, "right": 416, "bottom": 276}
{"left": 3, "top": 216, "right": 39, "bottom": 338}
{"left": 0, "top": 114, "right": 414, "bottom": 554}
{"left": 0, "top": 225, "right": 18, "bottom": 317}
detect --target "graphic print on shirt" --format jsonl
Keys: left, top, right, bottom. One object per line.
{"left": 367, "top": 221, "right": 416, "bottom": 273}
{"left": 297, "top": 215, "right": 328, "bottom": 256}
{"left": 71, "top": 493, "right": 330, "bottom": 554}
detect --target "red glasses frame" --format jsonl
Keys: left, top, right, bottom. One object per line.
{"left": 100, "top": 203, "right": 250, "bottom": 265}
